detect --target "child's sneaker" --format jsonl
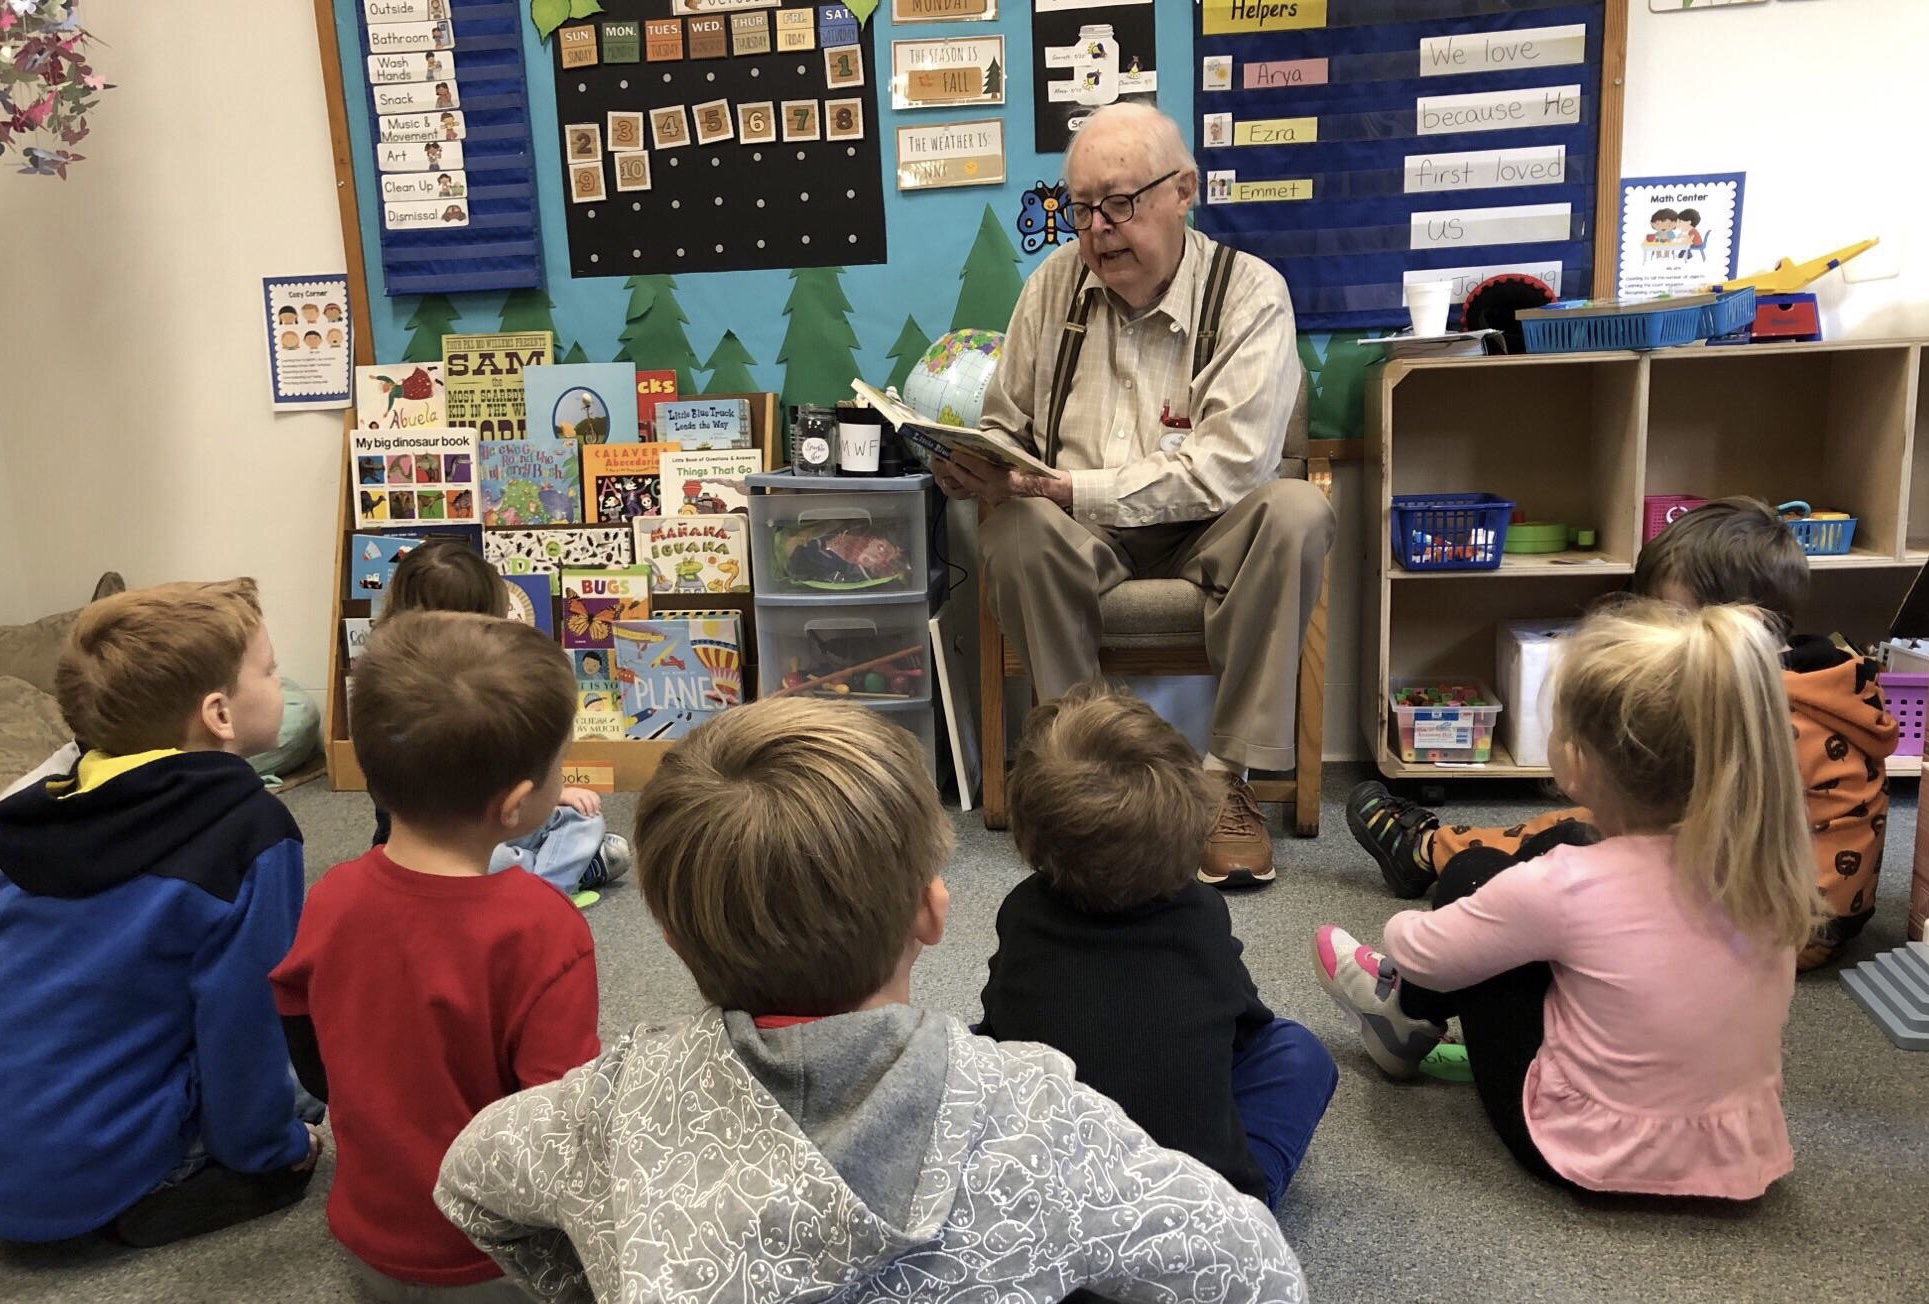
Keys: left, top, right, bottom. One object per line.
{"left": 1345, "top": 781, "right": 1439, "bottom": 900}
{"left": 1312, "top": 925, "right": 1444, "bottom": 1079}
{"left": 578, "top": 834, "right": 632, "bottom": 892}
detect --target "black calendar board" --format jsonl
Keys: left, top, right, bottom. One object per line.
{"left": 551, "top": 2, "right": 886, "bottom": 278}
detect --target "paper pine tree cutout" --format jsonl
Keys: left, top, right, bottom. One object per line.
{"left": 951, "top": 204, "right": 1023, "bottom": 333}
{"left": 701, "top": 330, "right": 759, "bottom": 394}
{"left": 1297, "top": 332, "right": 1373, "bottom": 443}
{"left": 499, "top": 287, "right": 561, "bottom": 337}
{"left": 884, "top": 315, "right": 931, "bottom": 393}
{"left": 615, "top": 275, "right": 702, "bottom": 394}
{"left": 560, "top": 341, "right": 589, "bottom": 364}
{"left": 778, "top": 267, "right": 860, "bottom": 413}
{"left": 983, "top": 57, "right": 1002, "bottom": 100}
{"left": 402, "top": 293, "right": 461, "bottom": 363}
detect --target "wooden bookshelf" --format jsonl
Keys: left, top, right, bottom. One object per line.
{"left": 1362, "top": 339, "right": 1928, "bottom": 783}
{"left": 323, "top": 399, "right": 783, "bottom": 794}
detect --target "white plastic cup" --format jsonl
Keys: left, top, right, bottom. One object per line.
{"left": 1406, "top": 280, "right": 1454, "bottom": 338}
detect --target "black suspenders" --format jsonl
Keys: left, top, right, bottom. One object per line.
{"left": 1041, "top": 242, "right": 1237, "bottom": 470}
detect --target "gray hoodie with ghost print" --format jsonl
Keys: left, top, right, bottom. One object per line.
{"left": 435, "top": 1005, "right": 1304, "bottom": 1304}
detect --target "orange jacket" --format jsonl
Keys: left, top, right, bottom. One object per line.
{"left": 1783, "top": 637, "right": 1899, "bottom": 968}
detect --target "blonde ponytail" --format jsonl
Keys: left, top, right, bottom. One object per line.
{"left": 1552, "top": 600, "right": 1822, "bottom": 951}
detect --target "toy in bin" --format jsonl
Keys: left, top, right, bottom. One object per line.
{"left": 1775, "top": 500, "right": 1858, "bottom": 557}
{"left": 772, "top": 519, "right": 913, "bottom": 589}
{"left": 772, "top": 629, "right": 927, "bottom": 699}
{"left": 1391, "top": 494, "right": 1514, "bottom": 572}
{"left": 1391, "top": 683, "right": 1503, "bottom": 764}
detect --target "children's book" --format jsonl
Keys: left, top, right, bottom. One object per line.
{"left": 654, "top": 397, "right": 752, "bottom": 450}
{"left": 572, "top": 697, "right": 626, "bottom": 742}
{"left": 852, "top": 379, "right": 1053, "bottom": 476}
{"left": 355, "top": 363, "right": 446, "bottom": 430}
{"left": 559, "top": 567, "right": 653, "bottom": 649}
{"left": 635, "top": 369, "right": 678, "bottom": 439}
{"left": 583, "top": 441, "right": 680, "bottom": 523}
{"left": 611, "top": 615, "right": 744, "bottom": 741}
{"left": 658, "top": 448, "right": 763, "bottom": 516}
{"left": 481, "top": 438, "right": 583, "bottom": 526}
{"left": 343, "top": 617, "right": 373, "bottom": 669}
{"left": 500, "top": 571, "right": 555, "bottom": 636}
{"left": 521, "top": 362, "right": 641, "bottom": 443}
{"left": 350, "top": 427, "right": 480, "bottom": 527}
{"left": 631, "top": 515, "right": 751, "bottom": 594}
{"left": 441, "top": 331, "right": 552, "bottom": 440}
{"left": 484, "top": 523, "right": 633, "bottom": 569}
{"left": 347, "top": 532, "right": 425, "bottom": 604}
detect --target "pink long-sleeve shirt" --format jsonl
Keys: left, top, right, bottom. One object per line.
{"left": 1385, "top": 835, "right": 1796, "bottom": 1198}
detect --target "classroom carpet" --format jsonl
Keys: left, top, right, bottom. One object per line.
{"left": 5, "top": 766, "right": 1926, "bottom": 1304}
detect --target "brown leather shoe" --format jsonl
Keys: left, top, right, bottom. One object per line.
{"left": 1198, "top": 774, "right": 1276, "bottom": 888}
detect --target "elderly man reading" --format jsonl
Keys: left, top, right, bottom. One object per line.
{"left": 933, "top": 104, "right": 1335, "bottom": 887}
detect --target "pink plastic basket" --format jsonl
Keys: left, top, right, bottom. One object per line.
{"left": 1643, "top": 495, "right": 1709, "bottom": 543}
{"left": 1880, "top": 672, "right": 1928, "bottom": 759}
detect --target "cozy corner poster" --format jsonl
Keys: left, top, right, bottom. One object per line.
{"left": 264, "top": 274, "right": 352, "bottom": 410}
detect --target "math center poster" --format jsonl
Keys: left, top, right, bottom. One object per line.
{"left": 1617, "top": 174, "right": 1745, "bottom": 300}
{"left": 1032, "top": 0, "right": 1156, "bottom": 155}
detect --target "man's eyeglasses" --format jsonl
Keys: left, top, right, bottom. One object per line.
{"left": 1067, "top": 170, "right": 1179, "bottom": 231}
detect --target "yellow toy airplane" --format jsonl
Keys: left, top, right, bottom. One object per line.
{"left": 1710, "top": 239, "right": 1879, "bottom": 295}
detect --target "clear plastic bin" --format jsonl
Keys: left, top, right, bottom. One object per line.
{"left": 867, "top": 699, "right": 937, "bottom": 783}
{"left": 1389, "top": 679, "right": 1504, "bottom": 764}
{"left": 748, "top": 487, "right": 929, "bottom": 601}
{"left": 756, "top": 603, "right": 932, "bottom": 703}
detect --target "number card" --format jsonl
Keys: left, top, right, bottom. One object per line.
{"left": 824, "top": 44, "right": 865, "bottom": 88}
{"left": 613, "top": 151, "right": 653, "bottom": 192}
{"left": 693, "top": 98, "right": 735, "bottom": 145}
{"left": 565, "top": 123, "right": 602, "bottom": 161}
{"left": 825, "top": 97, "right": 864, "bottom": 141}
{"left": 738, "top": 100, "right": 777, "bottom": 143}
{"left": 608, "top": 111, "right": 645, "bottom": 151}
{"left": 569, "top": 161, "right": 607, "bottom": 203}
{"left": 651, "top": 105, "right": 692, "bottom": 149}
{"left": 782, "top": 99, "right": 822, "bottom": 142}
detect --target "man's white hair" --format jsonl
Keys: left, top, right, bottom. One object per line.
{"left": 1064, "top": 104, "right": 1198, "bottom": 206}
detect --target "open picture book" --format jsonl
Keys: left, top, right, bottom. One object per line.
{"left": 851, "top": 380, "right": 1056, "bottom": 477}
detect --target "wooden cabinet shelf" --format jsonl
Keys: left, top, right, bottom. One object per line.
{"left": 1363, "top": 339, "right": 1928, "bottom": 782}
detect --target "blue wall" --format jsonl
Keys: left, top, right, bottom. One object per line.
{"left": 337, "top": 2, "right": 1197, "bottom": 383}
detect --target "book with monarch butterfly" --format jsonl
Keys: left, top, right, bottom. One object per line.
{"left": 559, "top": 567, "right": 652, "bottom": 650}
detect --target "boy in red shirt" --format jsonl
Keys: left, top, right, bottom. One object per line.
{"left": 272, "top": 612, "right": 598, "bottom": 1302}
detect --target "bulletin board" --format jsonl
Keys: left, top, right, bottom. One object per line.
{"left": 1194, "top": 0, "right": 1625, "bottom": 332}
{"left": 548, "top": 2, "right": 887, "bottom": 277}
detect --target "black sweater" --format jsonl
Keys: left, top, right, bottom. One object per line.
{"left": 977, "top": 875, "right": 1274, "bottom": 1200}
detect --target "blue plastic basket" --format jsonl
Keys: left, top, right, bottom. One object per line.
{"left": 1521, "top": 289, "right": 1757, "bottom": 354}
{"left": 1701, "top": 288, "right": 1757, "bottom": 338}
{"left": 1787, "top": 516, "right": 1857, "bottom": 556}
{"left": 1391, "top": 494, "right": 1515, "bottom": 572}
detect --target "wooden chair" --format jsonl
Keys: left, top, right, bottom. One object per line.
{"left": 978, "top": 455, "right": 1333, "bottom": 836}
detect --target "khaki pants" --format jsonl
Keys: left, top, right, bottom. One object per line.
{"left": 979, "top": 479, "right": 1335, "bottom": 771}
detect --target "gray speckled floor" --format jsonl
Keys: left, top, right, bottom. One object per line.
{"left": 6, "top": 766, "right": 1925, "bottom": 1304}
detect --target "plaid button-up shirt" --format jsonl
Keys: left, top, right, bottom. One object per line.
{"left": 979, "top": 227, "right": 1302, "bottom": 530}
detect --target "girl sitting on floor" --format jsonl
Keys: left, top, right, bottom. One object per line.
{"left": 1314, "top": 599, "right": 1817, "bottom": 1199}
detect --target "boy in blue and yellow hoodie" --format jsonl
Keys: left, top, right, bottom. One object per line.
{"left": 0, "top": 579, "right": 320, "bottom": 1246}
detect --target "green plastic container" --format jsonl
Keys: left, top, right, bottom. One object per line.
{"left": 1503, "top": 521, "right": 1569, "bottom": 555}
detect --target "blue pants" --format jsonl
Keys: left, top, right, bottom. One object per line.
{"left": 488, "top": 807, "right": 605, "bottom": 899}
{"left": 1232, "top": 1018, "right": 1338, "bottom": 1209}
